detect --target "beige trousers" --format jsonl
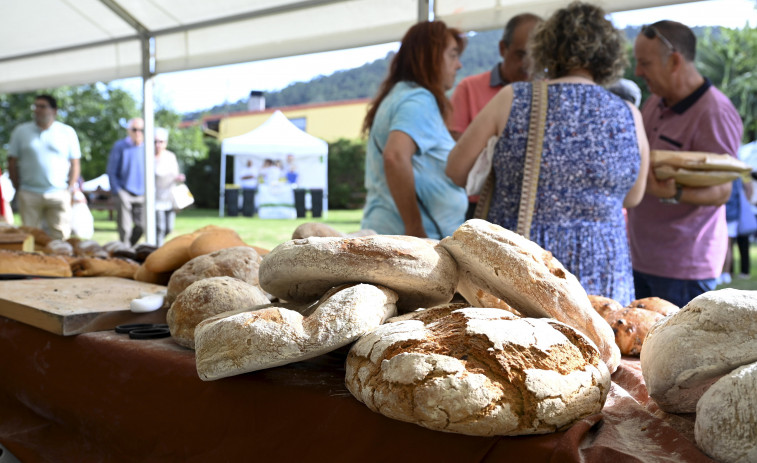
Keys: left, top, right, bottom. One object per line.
{"left": 16, "top": 188, "right": 72, "bottom": 240}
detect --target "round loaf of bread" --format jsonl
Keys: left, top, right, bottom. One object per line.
{"left": 345, "top": 306, "right": 610, "bottom": 436}
{"left": 195, "top": 283, "right": 398, "bottom": 380}
{"left": 166, "top": 246, "right": 263, "bottom": 305}
{"left": 695, "top": 361, "right": 757, "bottom": 463}
{"left": 641, "top": 288, "right": 757, "bottom": 413}
{"left": 291, "top": 222, "right": 345, "bottom": 239}
{"left": 258, "top": 235, "right": 458, "bottom": 312}
{"left": 604, "top": 307, "right": 663, "bottom": 356}
{"left": 626, "top": 297, "right": 679, "bottom": 317}
{"left": 440, "top": 219, "right": 620, "bottom": 373}
{"left": 588, "top": 295, "right": 623, "bottom": 319}
{"left": 167, "top": 276, "right": 270, "bottom": 349}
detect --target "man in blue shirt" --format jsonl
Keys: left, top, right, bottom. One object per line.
{"left": 107, "top": 118, "right": 145, "bottom": 246}
{"left": 8, "top": 94, "right": 81, "bottom": 240}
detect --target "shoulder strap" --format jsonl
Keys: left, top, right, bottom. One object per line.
{"left": 516, "top": 80, "right": 548, "bottom": 240}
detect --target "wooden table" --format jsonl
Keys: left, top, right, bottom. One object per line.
{"left": 0, "top": 314, "right": 715, "bottom": 463}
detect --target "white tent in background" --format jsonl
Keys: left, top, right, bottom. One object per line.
{"left": 220, "top": 110, "right": 329, "bottom": 218}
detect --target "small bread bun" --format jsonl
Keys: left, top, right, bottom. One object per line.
{"left": 144, "top": 233, "right": 197, "bottom": 273}
{"left": 188, "top": 228, "right": 246, "bottom": 258}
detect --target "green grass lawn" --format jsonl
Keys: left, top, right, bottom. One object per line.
{"left": 89, "top": 208, "right": 364, "bottom": 251}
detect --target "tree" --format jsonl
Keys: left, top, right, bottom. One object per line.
{"left": 697, "top": 26, "right": 757, "bottom": 142}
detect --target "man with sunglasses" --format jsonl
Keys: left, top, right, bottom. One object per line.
{"left": 7, "top": 94, "right": 81, "bottom": 240}
{"left": 627, "top": 20, "right": 743, "bottom": 307}
{"left": 107, "top": 118, "right": 146, "bottom": 246}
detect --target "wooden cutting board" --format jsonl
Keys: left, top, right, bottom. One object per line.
{"left": 0, "top": 277, "right": 168, "bottom": 336}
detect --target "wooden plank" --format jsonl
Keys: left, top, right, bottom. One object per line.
{"left": 0, "top": 277, "right": 168, "bottom": 336}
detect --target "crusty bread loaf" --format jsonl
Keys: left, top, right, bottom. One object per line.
{"left": 588, "top": 295, "right": 623, "bottom": 319}
{"left": 167, "top": 276, "right": 270, "bottom": 349}
{"left": 695, "top": 361, "right": 757, "bottom": 463}
{"left": 195, "top": 283, "right": 398, "bottom": 380}
{"left": 144, "top": 233, "right": 197, "bottom": 273}
{"left": 188, "top": 228, "right": 247, "bottom": 258}
{"left": 258, "top": 235, "right": 458, "bottom": 312}
{"left": 166, "top": 246, "right": 263, "bottom": 305}
{"left": 345, "top": 306, "right": 610, "bottom": 436}
{"left": 0, "top": 249, "right": 73, "bottom": 277}
{"left": 641, "top": 288, "right": 757, "bottom": 413}
{"left": 604, "top": 307, "right": 663, "bottom": 356}
{"left": 626, "top": 297, "right": 679, "bottom": 317}
{"left": 45, "top": 239, "right": 74, "bottom": 256}
{"left": 133, "top": 263, "right": 172, "bottom": 285}
{"left": 440, "top": 219, "right": 620, "bottom": 373}
{"left": 457, "top": 272, "right": 523, "bottom": 317}
{"left": 71, "top": 256, "right": 139, "bottom": 279}
{"left": 291, "top": 222, "right": 345, "bottom": 239}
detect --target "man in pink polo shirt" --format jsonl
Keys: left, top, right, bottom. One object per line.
{"left": 627, "top": 20, "right": 743, "bottom": 307}
{"left": 449, "top": 13, "right": 541, "bottom": 219}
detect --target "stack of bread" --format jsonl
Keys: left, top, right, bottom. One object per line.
{"left": 176, "top": 219, "right": 620, "bottom": 437}
{"left": 651, "top": 149, "right": 752, "bottom": 187}
{"left": 639, "top": 289, "right": 757, "bottom": 463}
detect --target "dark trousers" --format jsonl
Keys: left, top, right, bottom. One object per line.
{"left": 633, "top": 270, "right": 717, "bottom": 308}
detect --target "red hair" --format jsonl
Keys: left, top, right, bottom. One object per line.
{"left": 362, "top": 21, "right": 465, "bottom": 134}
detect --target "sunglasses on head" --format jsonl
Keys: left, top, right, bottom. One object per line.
{"left": 641, "top": 25, "right": 676, "bottom": 53}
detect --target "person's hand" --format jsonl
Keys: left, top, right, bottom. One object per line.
{"left": 177, "top": 174, "right": 186, "bottom": 182}
{"left": 646, "top": 167, "right": 677, "bottom": 199}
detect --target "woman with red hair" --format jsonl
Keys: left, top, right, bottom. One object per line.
{"left": 361, "top": 21, "right": 467, "bottom": 239}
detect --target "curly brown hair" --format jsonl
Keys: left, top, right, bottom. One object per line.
{"left": 528, "top": 1, "right": 627, "bottom": 85}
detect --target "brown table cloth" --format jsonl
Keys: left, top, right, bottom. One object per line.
{"left": 0, "top": 315, "right": 714, "bottom": 462}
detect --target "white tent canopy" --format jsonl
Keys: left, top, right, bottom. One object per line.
{"left": 220, "top": 110, "right": 329, "bottom": 217}
{"left": 1, "top": 0, "right": 697, "bottom": 94}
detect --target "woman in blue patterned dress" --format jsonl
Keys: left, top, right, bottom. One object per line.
{"left": 446, "top": 1, "right": 649, "bottom": 304}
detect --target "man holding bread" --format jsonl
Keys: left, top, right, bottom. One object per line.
{"left": 627, "top": 20, "right": 743, "bottom": 307}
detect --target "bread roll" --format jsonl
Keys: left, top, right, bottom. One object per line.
{"left": 695, "top": 361, "right": 757, "bottom": 463}
{"left": 143, "top": 233, "right": 197, "bottom": 273}
{"left": 604, "top": 307, "right": 663, "bottom": 356}
{"left": 588, "top": 295, "right": 623, "bottom": 319}
{"left": 167, "top": 276, "right": 270, "bottom": 349}
{"left": 626, "top": 297, "right": 679, "bottom": 317}
{"left": 440, "top": 219, "right": 620, "bottom": 373}
{"left": 258, "top": 235, "right": 458, "bottom": 312}
{"left": 345, "top": 306, "right": 610, "bottom": 436}
{"left": 188, "top": 228, "right": 247, "bottom": 258}
{"left": 195, "top": 283, "right": 398, "bottom": 380}
{"left": 71, "top": 257, "right": 139, "bottom": 279}
{"left": 0, "top": 249, "right": 72, "bottom": 277}
{"left": 133, "top": 263, "right": 172, "bottom": 285}
{"left": 641, "top": 288, "right": 757, "bottom": 413}
{"left": 166, "top": 246, "right": 263, "bottom": 305}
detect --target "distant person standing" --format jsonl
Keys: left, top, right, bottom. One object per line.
{"left": 7, "top": 94, "right": 81, "bottom": 239}
{"left": 449, "top": 13, "right": 541, "bottom": 218}
{"left": 107, "top": 117, "right": 146, "bottom": 246}
{"left": 154, "top": 127, "right": 184, "bottom": 246}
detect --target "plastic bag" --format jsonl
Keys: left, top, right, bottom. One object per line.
{"left": 171, "top": 183, "right": 194, "bottom": 210}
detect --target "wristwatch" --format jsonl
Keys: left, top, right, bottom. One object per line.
{"left": 659, "top": 185, "right": 683, "bottom": 204}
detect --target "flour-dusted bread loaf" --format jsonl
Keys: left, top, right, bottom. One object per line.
{"left": 166, "top": 246, "right": 263, "bottom": 306}
{"left": 195, "top": 283, "right": 398, "bottom": 380}
{"left": 641, "top": 288, "right": 757, "bottom": 413}
{"left": 440, "top": 219, "right": 620, "bottom": 373}
{"left": 167, "top": 276, "right": 270, "bottom": 349}
{"left": 345, "top": 306, "right": 610, "bottom": 436}
{"left": 457, "top": 272, "right": 523, "bottom": 317}
{"left": 291, "top": 222, "right": 346, "bottom": 239}
{"left": 258, "top": 235, "right": 458, "bottom": 312}
{"left": 694, "top": 361, "right": 757, "bottom": 463}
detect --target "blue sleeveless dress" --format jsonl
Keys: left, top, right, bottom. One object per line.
{"left": 487, "top": 82, "right": 640, "bottom": 305}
